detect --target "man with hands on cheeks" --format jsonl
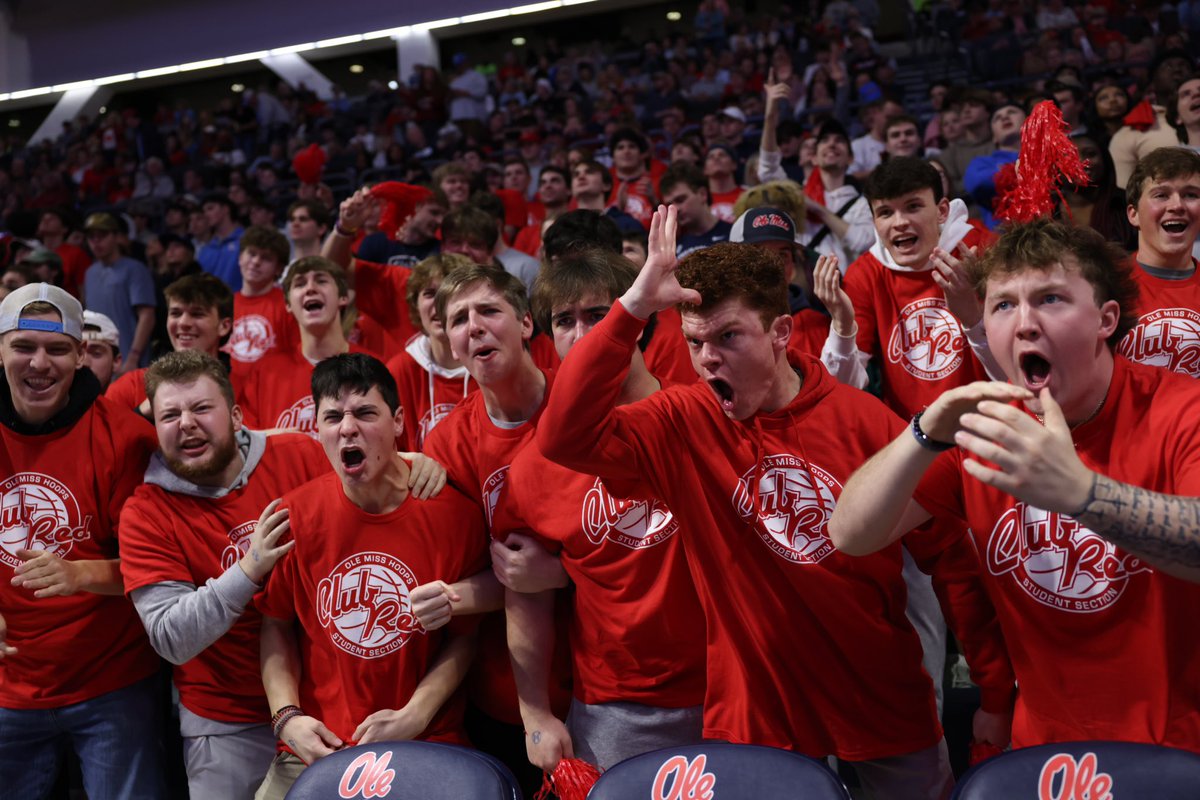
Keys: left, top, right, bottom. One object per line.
{"left": 254, "top": 354, "right": 486, "bottom": 800}
{"left": 537, "top": 206, "right": 1015, "bottom": 799}
{"left": 831, "top": 219, "right": 1200, "bottom": 753}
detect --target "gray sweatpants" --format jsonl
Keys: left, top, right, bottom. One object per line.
{"left": 841, "top": 738, "right": 954, "bottom": 800}
{"left": 184, "top": 724, "right": 276, "bottom": 800}
{"left": 566, "top": 699, "right": 705, "bottom": 770}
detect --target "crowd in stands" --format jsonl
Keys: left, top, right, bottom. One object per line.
{"left": 2, "top": 0, "right": 1200, "bottom": 798}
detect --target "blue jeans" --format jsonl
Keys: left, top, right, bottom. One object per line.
{"left": 0, "top": 676, "right": 166, "bottom": 799}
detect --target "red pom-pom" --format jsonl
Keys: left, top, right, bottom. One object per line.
{"left": 993, "top": 100, "right": 1090, "bottom": 225}
{"left": 370, "top": 182, "right": 434, "bottom": 240}
{"left": 292, "top": 143, "right": 327, "bottom": 185}
{"left": 534, "top": 758, "right": 602, "bottom": 800}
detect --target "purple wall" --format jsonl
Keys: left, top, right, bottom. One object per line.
{"left": 8, "top": 0, "right": 512, "bottom": 90}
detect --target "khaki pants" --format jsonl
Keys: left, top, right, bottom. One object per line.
{"left": 254, "top": 751, "right": 307, "bottom": 800}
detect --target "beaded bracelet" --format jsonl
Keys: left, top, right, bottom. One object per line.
{"left": 271, "top": 705, "right": 304, "bottom": 739}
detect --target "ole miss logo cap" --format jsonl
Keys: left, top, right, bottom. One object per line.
{"left": 730, "top": 206, "right": 798, "bottom": 245}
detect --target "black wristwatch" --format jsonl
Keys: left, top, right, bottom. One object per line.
{"left": 911, "top": 411, "right": 955, "bottom": 452}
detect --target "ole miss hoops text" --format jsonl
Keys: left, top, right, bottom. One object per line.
{"left": 0, "top": 472, "right": 92, "bottom": 568}
{"left": 316, "top": 552, "right": 419, "bottom": 659}
{"left": 887, "top": 297, "right": 966, "bottom": 381}
{"left": 652, "top": 754, "right": 716, "bottom": 800}
{"left": 1118, "top": 307, "right": 1200, "bottom": 377}
{"left": 986, "top": 503, "right": 1150, "bottom": 612}
{"left": 732, "top": 454, "right": 838, "bottom": 564}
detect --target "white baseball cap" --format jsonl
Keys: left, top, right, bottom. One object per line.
{"left": 0, "top": 283, "right": 83, "bottom": 340}
{"left": 82, "top": 310, "right": 121, "bottom": 348}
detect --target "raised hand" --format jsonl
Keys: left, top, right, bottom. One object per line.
{"left": 621, "top": 205, "right": 702, "bottom": 319}
{"left": 338, "top": 187, "right": 380, "bottom": 234}
{"left": 763, "top": 68, "right": 790, "bottom": 121}
{"left": 410, "top": 580, "right": 461, "bottom": 632}
{"left": 239, "top": 499, "right": 293, "bottom": 585}
{"left": 919, "top": 381, "right": 1033, "bottom": 444}
{"left": 930, "top": 244, "right": 983, "bottom": 328}
{"left": 956, "top": 388, "right": 1094, "bottom": 514}
{"left": 812, "top": 254, "right": 854, "bottom": 337}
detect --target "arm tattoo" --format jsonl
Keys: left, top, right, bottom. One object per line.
{"left": 1074, "top": 474, "right": 1200, "bottom": 568}
{"left": 531, "top": 731, "right": 542, "bottom": 745}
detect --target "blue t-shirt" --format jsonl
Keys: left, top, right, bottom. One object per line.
{"left": 84, "top": 256, "right": 157, "bottom": 367}
{"left": 198, "top": 227, "right": 245, "bottom": 291}
{"left": 354, "top": 233, "right": 440, "bottom": 268}
{"left": 676, "top": 219, "right": 732, "bottom": 259}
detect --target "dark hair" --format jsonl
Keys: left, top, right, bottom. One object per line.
{"left": 164, "top": 273, "right": 235, "bottom": 323}
{"left": 239, "top": 224, "right": 290, "bottom": 267}
{"left": 543, "top": 210, "right": 623, "bottom": 260}
{"left": 283, "top": 255, "right": 349, "bottom": 298}
{"left": 311, "top": 352, "right": 400, "bottom": 414}
{"left": 539, "top": 165, "right": 569, "bottom": 185}
{"left": 659, "top": 162, "right": 708, "bottom": 198}
{"left": 146, "top": 350, "right": 234, "bottom": 411}
{"left": 406, "top": 253, "right": 474, "bottom": 328}
{"left": 865, "top": 157, "right": 944, "bottom": 204}
{"left": 1126, "top": 147, "right": 1200, "bottom": 208}
{"left": 286, "top": 199, "right": 332, "bottom": 231}
{"left": 531, "top": 248, "right": 637, "bottom": 332}
{"left": 969, "top": 218, "right": 1138, "bottom": 348}
{"left": 442, "top": 206, "right": 499, "bottom": 250}
{"left": 676, "top": 242, "right": 788, "bottom": 329}
{"left": 468, "top": 191, "right": 506, "bottom": 227}
{"left": 574, "top": 159, "right": 613, "bottom": 191}
{"left": 884, "top": 114, "right": 920, "bottom": 136}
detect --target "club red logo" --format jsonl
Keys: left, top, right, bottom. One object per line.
{"left": 886, "top": 297, "right": 966, "bottom": 381}
{"left": 1118, "top": 307, "right": 1200, "bottom": 378}
{"left": 483, "top": 466, "right": 509, "bottom": 527}
{"left": 0, "top": 472, "right": 93, "bottom": 568}
{"left": 581, "top": 479, "right": 677, "bottom": 549}
{"left": 220, "top": 520, "right": 257, "bottom": 569}
{"left": 1037, "top": 752, "right": 1113, "bottom": 800}
{"left": 316, "top": 552, "right": 418, "bottom": 659}
{"left": 651, "top": 754, "right": 716, "bottom": 800}
{"left": 276, "top": 396, "right": 318, "bottom": 439}
{"left": 732, "top": 454, "right": 839, "bottom": 564}
{"left": 985, "top": 503, "right": 1150, "bottom": 612}
{"left": 227, "top": 315, "right": 277, "bottom": 363}
{"left": 416, "top": 403, "right": 458, "bottom": 449}
{"left": 338, "top": 750, "right": 395, "bottom": 798}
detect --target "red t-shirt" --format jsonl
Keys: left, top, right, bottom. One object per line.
{"left": 709, "top": 188, "right": 744, "bottom": 224}
{"left": 119, "top": 434, "right": 330, "bottom": 723}
{"left": 0, "top": 395, "right": 159, "bottom": 708}
{"left": 423, "top": 371, "right": 572, "bottom": 724}
{"left": 843, "top": 250, "right": 990, "bottom": 417}
{"left": 257, "top": 471, "right": 488, "bottom": 745}
{"left": 536, "top": 303, "right": 1006, "bottom": 760}
{"left": 644, "top": 307, "right": 698, "bottom": 385}
{"left": 915, "top": 356, "right": 1200, "bottom": 751}
{"left": 529, "top": 332, "right": 561, "bottom": 372}
{"left": 229, "top": 288, "right": 298, "bottom": 365}
{"left": 511, "top": 224, "right": 542, "bottom": 258}
{"left": 789, "top": 309, "right": 832, "bottom": 361}
{"left": 348, "top": 312, "right": 403, "bottom": 363}
{"left": 386, "top": 337, "right": 477, "bottom": 453}
{"left": 501, "top": 439, "right": 706, "bottom": 708}
{"left": 1117, "top": 255, "right": 1200, "bottom": 378}
{"left": 56, "top": 243, "right": 92, "bottom": 300}
{"left": 352, "top": 260, "right": 419, "bottom": 347}
{"left": 236, "top": 344, "right": 376, "bottom": 436}
{"left": 105, "top": 366, "right": 147, "bottom": 411}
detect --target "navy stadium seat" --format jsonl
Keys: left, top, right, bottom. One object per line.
{"left": 951, "top": 741, "right": 1200, "bottom": 799}
{"left": 587, "top": 743, "right": 850, "bottom": 799}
